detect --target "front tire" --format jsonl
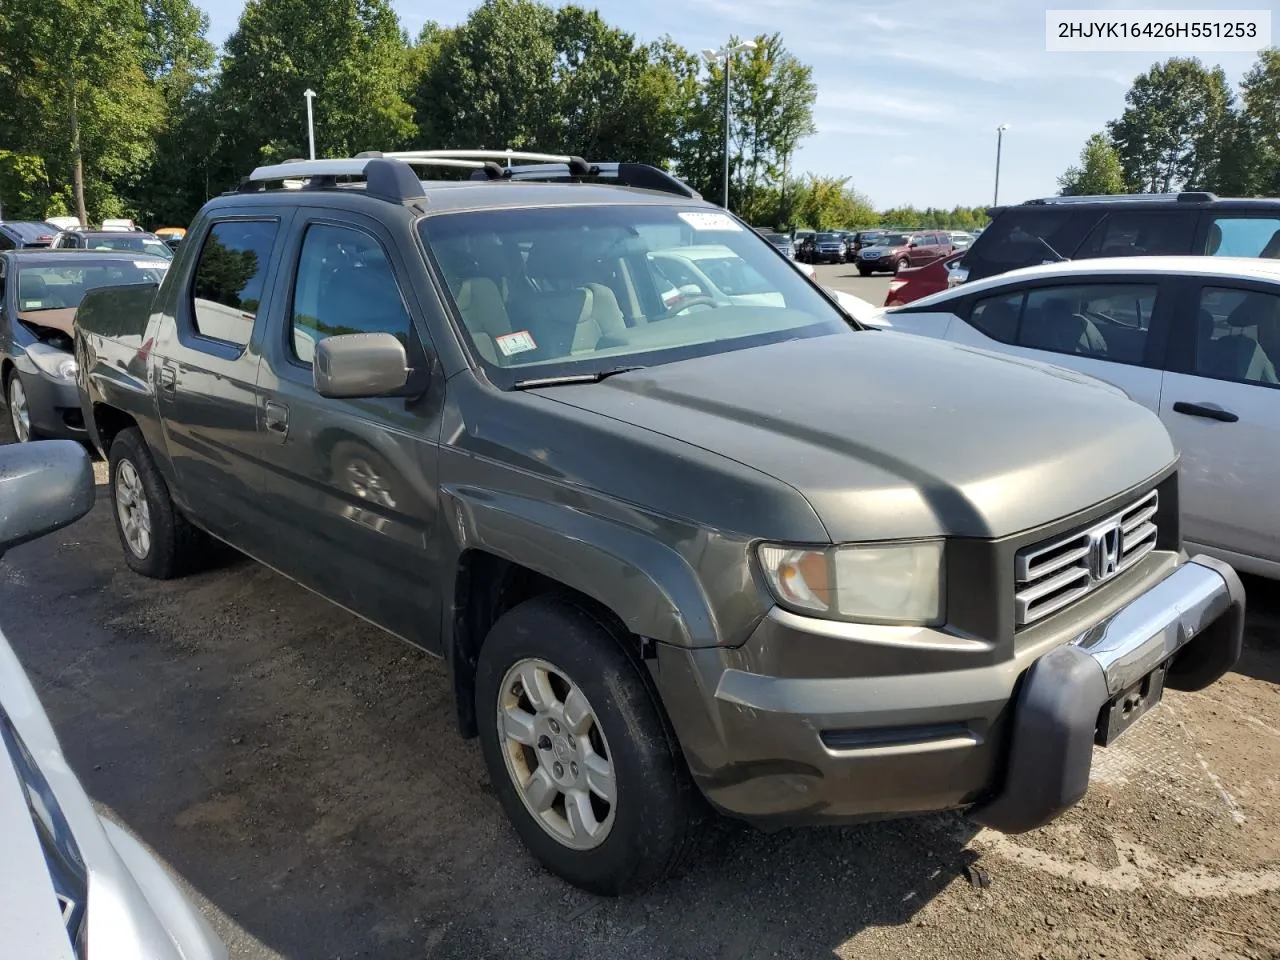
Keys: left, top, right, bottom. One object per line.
{"left": 476, "top": 596, "right": 698, "bottom": 895}
{"left": 109, "top": 427, "right": 208, "bottom": 578}
{"left": 895, "top": 257, "right": 910, "bottom": 273}
{"left": 858, "top": 267, "right": 872, "bottom": 277}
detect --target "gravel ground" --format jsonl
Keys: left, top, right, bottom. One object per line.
{"left": 1, "top": 434, "right": 1277, "bottom": 960}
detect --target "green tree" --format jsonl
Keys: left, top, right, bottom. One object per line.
{"left": 216, "top": 0, "right": 416, "bottom": 174}
{"left": 786, "top": 175, "right": 875, "bottom": 230}
{"left": 670, "top": 34, "right": 816, "bottom": 209}
{"left": 414, "top": 0, "right": 559, "bottom": 149}
{"left": 1058, "top": 133, "right": 1127, "bottom": 196}
{"left": 1107, "top": 58, "right": 1234, "bottom": 193}
{"left": 1223, "top": 48, "right": 1280, "bottom": 195}
{"left": 729, "top": 34, "right": 816, "bottom": 214}
{"left": 0, "top": 0, "right": 162, "bottom": 223}
{"left": 130, "top": 0, "right": 217, "bottom": 225}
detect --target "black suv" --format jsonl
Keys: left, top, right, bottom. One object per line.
{"left": 956, "top": 192, "right": 1280, "bottom": 285}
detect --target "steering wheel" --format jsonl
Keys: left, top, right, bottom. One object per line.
{"left": 666, "top": 295, "right": 722, "bottom": 317}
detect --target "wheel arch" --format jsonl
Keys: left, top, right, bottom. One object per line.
{"left": 443, "top": 487, "right": 718, "bottom": 738}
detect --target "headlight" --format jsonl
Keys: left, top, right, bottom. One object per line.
{"left": 27, "top": 342, "right": 78, "bottom": 381}
{"left": 757, "top": 541, "right": 945, "bottom": 625}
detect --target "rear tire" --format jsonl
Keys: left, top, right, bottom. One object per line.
{"left": 109, "top": 427, "right": 208, "bottom": 578}
{"left": 476, "top": 595, "right": 698, "bottom": 895}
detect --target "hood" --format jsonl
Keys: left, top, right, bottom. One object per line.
{"left": 17, "top": 309, "right": 76, "bottom": 337}
{"left": 539, "top": 332, "right": 1173, "bottom": 542}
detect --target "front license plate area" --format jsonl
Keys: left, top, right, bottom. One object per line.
{"left": 1096, "top": 663, "right": 1167, "bottom": 747}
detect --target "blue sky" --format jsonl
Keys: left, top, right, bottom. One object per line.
{"left": 200, "top": 0, "right": 1265, "bottom": 209}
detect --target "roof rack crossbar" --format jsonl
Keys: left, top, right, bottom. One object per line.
{"left": 1023, "top": 191, "right": 1220, "bottom": 206}
{"left": 387, "top": 150, "right": 594, "bottom": 178}
{"left": 470, "top": 161, "right": 699, "bottom": 199}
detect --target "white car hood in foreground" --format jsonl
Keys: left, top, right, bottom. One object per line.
{"left": 826, "top": 287, "right": 884, "bottom": 325}
{"left": 0, "top": 628, "right": 226, "bottom": 960}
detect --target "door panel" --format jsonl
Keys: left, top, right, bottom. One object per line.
{"left": 1159, "top": 372, "right": 1279, "bottom": 567}
{"left": 1157, "top": 280, "right": 1280, "bottom": 570}
{"left": 155, "top": 215, "right": 287, "bottom": 552}
{"left": 253, "top": 213, "right": 444, "bottom": 645}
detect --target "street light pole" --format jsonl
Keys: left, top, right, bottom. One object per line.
{"left": 993, "top": 123, "right": 1009, "bottom": 206}
{"left": 304, "top": 88, "right": 317, "bottom": 160}
{"left": 702, "top": 39, "right": 757, "bottom": 212}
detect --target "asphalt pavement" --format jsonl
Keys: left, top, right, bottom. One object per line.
{"left": 1, "top": 389, "right": 1278, "bottom": 959}
{"left": 811, "top": 263, "right": 892, "bottom": 306}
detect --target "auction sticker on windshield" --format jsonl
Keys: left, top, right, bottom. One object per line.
{"left": 679, "top": 212, "right": 742, "bottom": 232}
{"left": 135, "top": 260, "right": 169, "bottom": 269}
{"left": 495, "top": 330, "right": 537, "bottom": 357}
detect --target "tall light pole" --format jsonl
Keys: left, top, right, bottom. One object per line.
{"left": 701, "top": 39, "right": 757, "bottom": 212}
{"left": 993, "top": 123, "right": 1009, "bottom": 206}
{"left": 303, "top": 88, "right": 317, "bottom": 160}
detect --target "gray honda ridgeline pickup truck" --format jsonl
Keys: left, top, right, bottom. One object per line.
{"left": 73, "top": 153, "right": 1245, "bottom": 895}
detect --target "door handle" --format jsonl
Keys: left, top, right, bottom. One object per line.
{"left": 1172, "top": 401, "right": 1238, "bottom": 423}
{"left": 158, "top": 363, "right": 176, "bottom": 392}
{"left": 263, "top": 400, "right": 290, "bottom": 435}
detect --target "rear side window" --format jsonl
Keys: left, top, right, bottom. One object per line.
{"left": 1204, "top": 217, "right": 1280, "bottom": 258}
{"left": 969, "top": 282, "right": 1159, "bottom": 364}
{"left": 191, "top": 220, "right": 279, "bottom": 347}
{"left": 0, "top": 233, "right": 12, "bottom": 251}
{"left": 290, "top": 224, "right": 412, "bottom": 365}
{"left": 1193, "top": 286, "right": 1280, "bottom": 387}
{"left": 1077, "top": 211, "right": 1196, "bottom": 258}
{"left": 967, "top": 210, "right": 1092, "bottom": 270}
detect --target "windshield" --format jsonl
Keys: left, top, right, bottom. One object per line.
{"left": 84, "top": 235, "right": 174, "bottom": 259}
{"left": 419, "top": 204, "right": 851, "bottom": 385}
{"left": 816, "top": 233, "right": 842, "bottom": 242}
{"left": 16, "top": 259, "right": 169, "bottom": 312}
{"left": 874, "top": 234, "right": 910, "bottom": 247}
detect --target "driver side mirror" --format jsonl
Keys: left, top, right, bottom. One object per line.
{"left": 0, "top": 441, "right": 95, "bottom": 561}
{"left": 314, "top": 333, "right": 410, "bottom": 399}
{"left": 908, "top": 241, "right": 920, "bottom": 248}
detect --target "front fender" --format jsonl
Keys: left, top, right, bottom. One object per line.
{"left": 443, "top": 485, "right": 730, "bottom": 649}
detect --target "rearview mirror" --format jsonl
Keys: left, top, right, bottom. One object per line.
{"left": 314, "top": 333, "right": 410, "bottom": 399}
{"left": 0, "top": 440, "right": 95, "bottom": 560}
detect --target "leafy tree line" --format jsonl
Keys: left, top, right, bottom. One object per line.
{"left": 0, "top": 0, "right": 828, "bottom": 226}
{"left": 1058, "top": 49, "right": 1280, "bottom": 197}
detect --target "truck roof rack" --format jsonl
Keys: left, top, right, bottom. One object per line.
{"left": 1022, "top": 191, "right": 1219, "bottom": 205}
{"left": 236, "top": 150, "right": 700, "bottom": 203}
{"left": 470, "top": 161, "right": 700, "bottom": 199}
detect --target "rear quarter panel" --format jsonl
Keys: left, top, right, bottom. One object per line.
{"left": 74, "top": 282, "right": 167, "bottom": 464}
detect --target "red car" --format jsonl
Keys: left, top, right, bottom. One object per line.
{"left": 883, "top": 250, "right": 966, "bottom": 306}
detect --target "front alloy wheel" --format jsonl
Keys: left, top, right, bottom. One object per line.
{"left": 7, "top": 375, "right": 31, "bottom": 442}
{"left": 497, "top": 658, "right": 617, "bottom": 850}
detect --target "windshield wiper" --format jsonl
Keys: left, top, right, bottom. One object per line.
{"left": 512, "top": 366, "right": 646, "bottom": 390}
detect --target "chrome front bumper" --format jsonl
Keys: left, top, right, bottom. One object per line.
{"left": 970, "top": 554, "right": 1245, "bottom": 833}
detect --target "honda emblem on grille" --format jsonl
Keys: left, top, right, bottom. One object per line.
{"left": 1088, "top": 522, "right": 1122, "bottom": 583}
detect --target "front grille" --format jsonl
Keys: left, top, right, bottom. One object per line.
{"left": 1014, "top": 490, "right": 1159, "bottom": 627}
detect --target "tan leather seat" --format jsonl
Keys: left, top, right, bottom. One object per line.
{"left": 456, "top": 277, "right": 512, "bottom": 364}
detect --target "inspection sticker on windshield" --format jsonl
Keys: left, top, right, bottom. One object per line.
{"left": 495, "top": 330, "right": 537, "bottom": 357}
{"left": 679, "top": 211, "right": 742, "bottom": 232}
{"left": 135, "top": 260, "right": 169, "bottom": 269}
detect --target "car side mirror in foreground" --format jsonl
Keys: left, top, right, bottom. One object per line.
{"left": 0, "top": 440, "right": 95, "bottom": 560}
{"left": 314, "top": 332, "right": 411, "bottom": 399}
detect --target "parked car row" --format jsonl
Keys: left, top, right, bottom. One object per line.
{"left": 0, "top": 219, "right": 184, "bottom": 257}
{"left": 57, "top": 150, "right": 1246, "bottom": 902}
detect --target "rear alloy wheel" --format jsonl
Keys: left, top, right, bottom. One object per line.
{"left": 896, "top": 257, "right": 910, "bottom": 273}
{"left": 476, "top": 596, "right": 699, "bottom": 895}
{"left": 109, "top": 427, "right": 209, "bottom": 578}
{"left": 6, "top": 373, "right": 36, "bottom": 442}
